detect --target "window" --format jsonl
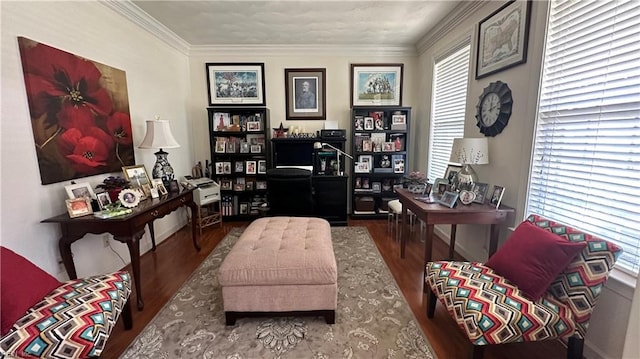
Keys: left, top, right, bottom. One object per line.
{"left": 527, "top": 0, "right": 640, "bottom": 275}
{"left": 428, "top": 41, "right": 470, "bottom": 183}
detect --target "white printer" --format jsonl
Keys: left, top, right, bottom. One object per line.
{"left": 183, "top": 177, "right": 220, "bottom": 207}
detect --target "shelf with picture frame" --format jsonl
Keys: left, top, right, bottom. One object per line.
{"left": 208, "top": 107, "right": 270, "bottom": 220}
{"left": 351, "top": 106, "right": 410, "bottom": 218}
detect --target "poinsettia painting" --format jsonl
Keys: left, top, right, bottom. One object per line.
{"left": 18, "top": 37, "right": 135, "bottom": 185}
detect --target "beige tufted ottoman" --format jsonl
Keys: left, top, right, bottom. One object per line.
{"left": 218, "top": 217, "right": 337, "bottom": 325}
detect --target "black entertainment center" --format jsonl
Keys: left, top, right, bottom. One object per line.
{"left": 270, "top": 136, "right": 348, "bottom": 226}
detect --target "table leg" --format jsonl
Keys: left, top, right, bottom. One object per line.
{"left": 58, "top": 238, "right": 78, "bottom": 280}
{"left": 424, "top": 224, "right": 435, "bottom": 293}
{"left": 148, "top": 221, "right": 156, "bottom": 251}
{"left": 400, "top": 204, "right": 408, "bottom": 258}
{"left": 120, "top": 234, "right": 144, "bottom": 310}
{"left": 488, "top": 223, "right": 500, "bottom": 257}
{"left": 449, "top": 224, "right": 457, "bottom": 260}
{"left": 186, "top": 201, "right": 201, "bottom": 251}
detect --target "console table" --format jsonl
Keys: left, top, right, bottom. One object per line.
{"left": 396, "top": 188, "right": 514, "bottom": 291}
{"left": 42, "top": 188, "right": 199, "bottom": 310}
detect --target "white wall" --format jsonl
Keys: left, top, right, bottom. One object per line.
{"left": 186, "top": 50, "right": 419, "bottom": 168}
{"left": 0, "top": 2, "right": 192, "bottom": 279}
{"left": 415, "top": 2, "right": 633, "bottom": 358}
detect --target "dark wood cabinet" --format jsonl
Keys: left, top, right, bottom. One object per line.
{"left": 350, "top": 106, "right": 411, "bottom": 219}
{"left": 313, "top": 176, "right": 348, "bottom": 226}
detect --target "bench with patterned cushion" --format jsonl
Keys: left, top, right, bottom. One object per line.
{"left": 425, "top": 214, "right": 622, "bottom": 359}
{"left": 0, "top": 247, "right": 132, "bottom": 358}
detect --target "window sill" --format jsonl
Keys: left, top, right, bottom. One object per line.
{"left": 606, "top": 268, "right": 636, "bottom": 300}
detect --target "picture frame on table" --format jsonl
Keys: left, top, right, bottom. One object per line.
{"left": 476, "top": 0, "right": 532, "bottom": 79}
{"left": 66, "top": 197, "right": 93, "bottom": 218}
{"left": 432, "top": 178, "right": 449, "bottom": 196}
{"left": 444, "top": 164, "right": 462, "bottom": 184}
{"left": 490, "top": 185, "right": 505, "bottom": 208}
{"left": 65, "top": 182, "right": 96, "bottom": 200}
{"left": 122, "top": 165, "right": 151, "bottom": 189}
{"left": 350, "top": 63, "right": 404, "bottom": 107}
{"left": 439, "top": 191, "right": 459, "bottom": 208}
{"left": 96, "top": 192, "right": 112, "bottom": 210}
{"left": 205, "top": 63, "right": 265, "bottom": 106}
{"left": 472, "top": 182, "right": 489, "bottom": 204}
{"left": 284, "top": 68, "right": 326, "bottom": 120}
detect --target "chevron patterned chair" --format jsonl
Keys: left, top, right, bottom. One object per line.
{"left": 0, "top": 246, "right": 132, "bottom": 358}
{"left": 425, "top": 214, "right": 622, "bottom": 359}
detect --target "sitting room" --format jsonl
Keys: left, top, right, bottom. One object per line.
{"left": 1, "top": 1, "right": 638, "bottom": 358}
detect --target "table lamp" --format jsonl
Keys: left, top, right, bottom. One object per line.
{"left": 313, "top": 142, "right": 353, "bottom": 176}
{"left": 138, "top": 115, "right": 180, "bottom": 186}
{"left": 449, "top": 137, "right": 489, "bottom": 191}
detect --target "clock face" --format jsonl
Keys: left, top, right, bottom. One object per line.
{"left": 480, "top": 93, "right": 501, "bottom": 126}
{"left": 475, "top": 81, "right": 513, "bottom": 137}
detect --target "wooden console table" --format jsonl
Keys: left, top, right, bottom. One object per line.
{"left": 42, "top": 188, "right": 199, "bottom": 310}
{"left": 396, "top": 188, "right": 514, "bottom": 291}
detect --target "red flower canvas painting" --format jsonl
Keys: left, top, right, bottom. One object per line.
{"left": 18, "top": 37, "right": 135, "bottom": 185}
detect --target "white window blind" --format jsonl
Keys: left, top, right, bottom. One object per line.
{"left": 428, "top": 42, "right": 470, "bottom": 183}
{"left": 527, "top": 0, "right": 640, "bottom": 275}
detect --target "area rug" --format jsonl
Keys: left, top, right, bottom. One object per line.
{"left": 120, "top": 226, "right": 436, "bottom": 359}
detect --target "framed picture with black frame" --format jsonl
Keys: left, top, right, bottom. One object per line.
{"left": 284, "top": 68, "right": 326, "bottom": 120}
{"left": 476, "top": 0, "right": 532, "bottom": 79}
{"left": 205, "top": 63, "right": 266, "bottom": 106}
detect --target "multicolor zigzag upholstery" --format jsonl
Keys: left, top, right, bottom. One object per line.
{"left": 426, "top": 214, "right": 621, "bottom": 349}
{"left": 0, "top": 271, "right": 131, "bottom": 358}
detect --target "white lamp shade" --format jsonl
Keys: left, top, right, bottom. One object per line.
{"left": 449, "top": 138, "right": 489, "bottom": 165}
{"left": 138, "top": 119, "right": 180, "bottom": 149}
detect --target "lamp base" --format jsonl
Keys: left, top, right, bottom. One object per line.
{"left": 454, "top": 164, "right": 478, "bottom": 191}
{"left": 152, "top": 149, "right": 175, "bottom": 186}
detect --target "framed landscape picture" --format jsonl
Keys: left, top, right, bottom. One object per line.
{"left": 284, "top": 68, "right": 326, "bottom": 120}
{"left": 476, "top": 0, "right": 532, "bottom": 79}
{"left": 206, "top": 63, "right": 266, "bottom": 106}
{"left": 350, "top": 64, "right": 403, "bottom": 107}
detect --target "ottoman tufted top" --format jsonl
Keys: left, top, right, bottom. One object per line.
{"left": 218, "top": 217, "right": 337, "bottom": 286}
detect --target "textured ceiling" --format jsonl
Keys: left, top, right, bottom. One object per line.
{"left": 131, "top": 1, "right": 461, "bottom": 46}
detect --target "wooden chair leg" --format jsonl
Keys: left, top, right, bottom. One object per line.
{"left": 567, "top": 336, "right": 584, "bottom": 359}
{"left": 426, "top": 287, "right": 437, "bottom": 318}
{"left": 470, "top": 344, "right": 484, "bottom": 359}
{"left": 122, "top": 297, "right": 133, "bottom": 330}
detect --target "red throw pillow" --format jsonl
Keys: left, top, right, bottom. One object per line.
{"left": 485, "top": 221, "right": 586, "bottom": 300}
{"left": 0, "top": 246, "right": 62, "bottom": 335}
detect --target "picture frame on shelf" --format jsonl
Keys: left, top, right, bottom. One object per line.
{"left": 65, "top": 182, "right": 96, "bottom": 200}
{"left": 212, "top": 112, "right": 231, "bottom": 131}
{"left": 215, "top": 162, "right": 224, "bottom": 175}
{"left": 240, "top": 142, "right": 250, "bottom": 153}
{"left": 234, "top": 161, "right": 244, "bottom": 173}
{"left": 472, "top": 182, "right": 489, "bottom": 204}
{"left": 350, "top": 63, "right": 404, "bottom": 107}
{"left": 391, "top": 113, "right": 407, "bottom": 130}
{"left": 245, "top": 181, "right": 254, "bottom": 191}
{"left": 284, "top": 68, "right": 326, "bottom": 120}
{"left": 247, "top": 121, "right": 261, "bottom": 132}
{"left": 122, "top": 165, "right": 151, "bottom": 189}
{"left": 392, "top": 154, "right": 405, "bottom": 173}
{"left": 226, "top": 141, "right": 236, "bottom": 153}
{"left": 490, "top": 185, "right": 505, "bottom": 208}
{"left": 239, "top": 203, "right": 249, "bottom": 215}
{"left": 66, "top": 197, "right": 93, "bottom": 218}
{"left": 223, "top": 162, "right": 232, "bottom": 174}
{"left": 354, "top": 116, "right": 364, "bottom": 130}
{"left": 220, "top": 179, "right": 233, "bottom": 191}
{"left": 438, "top": 191, "right": 459, "bottom": 208}
{"left": 205, "top": 63, "right": 265, "bottom": 106}
{"left": 364, "top": 117, "right": 374, "bottom": 130}
{"left": 246, "top": 160, "right": 257, "bottom": 175}
{"left": 233, "top": 183, "right": 245, "bottom": 192}
{"left": 215, "top": 141, "right": 226, "bottom": 153}
{"left": 256, "top": 181, "right": 267, "bottom": 190}
{"left": 476, "top": 0, "right": 532, "bottom": 79}
{"left": 250, "top": 144, "right": 261, "bottom": 153}
{"left": 257, "top": 160, "right": 267, "bottom": 174}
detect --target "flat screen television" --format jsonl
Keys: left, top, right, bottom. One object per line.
{"left": 273, "top": 141, "right": 314, "bottom": 172}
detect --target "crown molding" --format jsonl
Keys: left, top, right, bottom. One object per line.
{"left": 100, "top": 0, "right": 190, "bottom": 55}
{"left": 188, "top": 44, "right": 417, "bottom": 58}
{"left": 416, "top": 1, "right": 485, "bottom": 54}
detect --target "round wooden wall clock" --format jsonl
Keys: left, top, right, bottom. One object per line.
{"left": 475, "top": 81, "right": 513, "bottom": 137}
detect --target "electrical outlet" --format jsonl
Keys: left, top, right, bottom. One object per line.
{"left": 103, "top": 235, "right": 110, "bottom": 248}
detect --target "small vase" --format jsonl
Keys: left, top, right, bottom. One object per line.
{"left": 108, "top": 188, "right": 123, "bottom": 203}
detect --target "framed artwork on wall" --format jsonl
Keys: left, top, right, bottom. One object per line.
{"left": 350, "top": 64, "right": 403, "bottom": 107}
{"left": 205, "top": 63, "right": 266, "bottom": 106}
{"left": 284, "top": 68, "right": 326, "bottom": 120}
{"left": 476, "top": 0, "right": 532, "bottom": 79}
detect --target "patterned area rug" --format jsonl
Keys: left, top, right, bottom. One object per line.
{"left": 120, "top": 226, "right": 436, "bottom": 359}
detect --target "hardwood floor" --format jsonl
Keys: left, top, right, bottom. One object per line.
{"left": 102, "top": 219, "right": 567, "bottom": 358}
